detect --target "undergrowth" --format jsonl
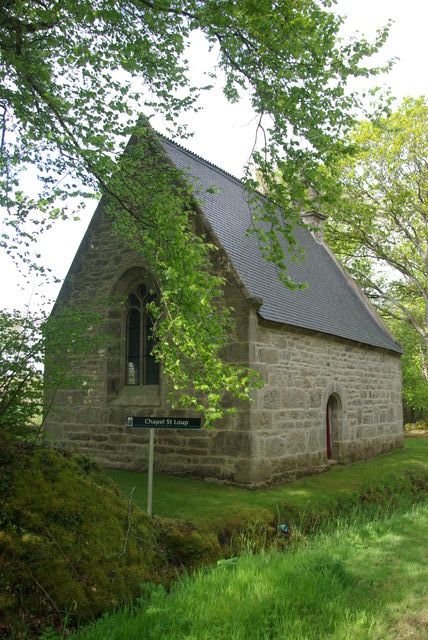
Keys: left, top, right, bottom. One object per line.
{"left": 404, "top": 419, "right": 428, "bottom": 432}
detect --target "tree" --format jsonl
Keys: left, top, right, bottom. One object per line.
{"left": 324, "top": 97, "right": 428, "bottom": 391}
{"left": 388, "top": 320, "right": 428, "bottom": 421}
{"left": 0, "top": 306, "right": 106, "bottom": 439}
{"left": 0, "top": 0, "right": 391, "bottom": 424}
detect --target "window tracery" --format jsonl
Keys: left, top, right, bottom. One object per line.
{"left": 126, "top": 284, "right": 159, "bottom": 385}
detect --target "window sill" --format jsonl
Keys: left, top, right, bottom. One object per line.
{"left": 109, "top": 385, "right": 161, "bottom": 407}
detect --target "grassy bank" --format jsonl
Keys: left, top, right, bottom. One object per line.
{"left": 62, "top": 502, "right": 428, "bottom": 640}
{"left": 2, "top": 438, "right": 427, "bottom": 638}
{"left": 106, "top": 439, "right": 428, "bottom": 524}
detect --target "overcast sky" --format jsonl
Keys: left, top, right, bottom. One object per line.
{"left": 2, "top": 0, "right": 427, "bottom": 312}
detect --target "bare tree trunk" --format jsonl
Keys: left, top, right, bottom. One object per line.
{"left": 420, "top": 342, "right": 428, "bottom": 384}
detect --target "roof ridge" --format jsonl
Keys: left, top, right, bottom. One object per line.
{"left": 158, "top": 133, "right": 248, "bottom": 189}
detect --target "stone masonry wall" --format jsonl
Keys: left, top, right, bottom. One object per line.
{"left": 245, "top": 314, "right": 403, "bottom": 486}
{"left": 44, "top": 201, "right": 404, "bottom": 487}
{"left": 44, "top": 203, "right": 257, "bottom": 484}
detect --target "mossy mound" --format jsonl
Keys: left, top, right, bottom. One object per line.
{"left": 0, "top": 436, "right": 163, "bottom": 638}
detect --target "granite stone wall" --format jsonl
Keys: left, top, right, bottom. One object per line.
{"left": 44, "top": 204, "right": 256, "bottom": 483}
{"left": 243, "top": 314, "right": 403, "bottom": 486}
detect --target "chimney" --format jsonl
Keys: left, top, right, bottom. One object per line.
{"left": 300, "top": 209, "right": 327, "bottom": 243}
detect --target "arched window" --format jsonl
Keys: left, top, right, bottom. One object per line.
{"left": 126, "top": 284, "right": 159, "bottom": 386}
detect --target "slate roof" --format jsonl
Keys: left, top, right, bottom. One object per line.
{"left": 160, "top": 137, "right": 402, "bottom": 354}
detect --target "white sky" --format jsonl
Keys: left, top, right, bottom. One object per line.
{"left": 1, "top": 0, "right": 427, "bottom": 312}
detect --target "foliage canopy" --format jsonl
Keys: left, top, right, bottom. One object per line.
{"left": 390, "top": 320, "right": 428, "bottom": 419}
{"left": 324, "top": 97, "right": 428, "bottom": 395}
{"left": 0, "top": 0, "right": 390, "bottom": 423}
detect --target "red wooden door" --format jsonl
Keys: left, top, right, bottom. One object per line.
{"left": 326, "top": 403, "right": 332, "bottom": 459}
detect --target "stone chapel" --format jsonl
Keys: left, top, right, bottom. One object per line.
{"left": 44, "top": 132, "right": 404, "bottom": 486}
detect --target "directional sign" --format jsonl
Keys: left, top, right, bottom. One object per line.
{"left": 126, "top": 415, "right": 201, "bottom": 516}
{"left": 127, "top": 416, "right": 201, "bottom": 429}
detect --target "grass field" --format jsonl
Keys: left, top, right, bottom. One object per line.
{"left": 64, "top": 501, "right": 428, "bottom": 640}
{"left": 106, "top": 438, "right": 428, "bottom": 522}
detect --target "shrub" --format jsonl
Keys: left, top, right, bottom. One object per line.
{"left": 404, "top": 419, "right": 428, "bottom": 432}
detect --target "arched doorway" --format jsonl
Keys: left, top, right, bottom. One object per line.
{"left": 326, "top": 394, "right": 341, "bottom": 460}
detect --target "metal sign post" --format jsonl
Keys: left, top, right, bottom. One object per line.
{"left": 126, "top": 416, "right": 201, "bottom": 516}
{"left": 147, "top": 427, "right": 155, "bottom": 516}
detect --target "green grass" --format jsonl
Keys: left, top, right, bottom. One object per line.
{"left": 106, "top": 438, "right": 428, "bottom": 522}
{"left": 63, "top": 502, "right": 428, "bottom": 640}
